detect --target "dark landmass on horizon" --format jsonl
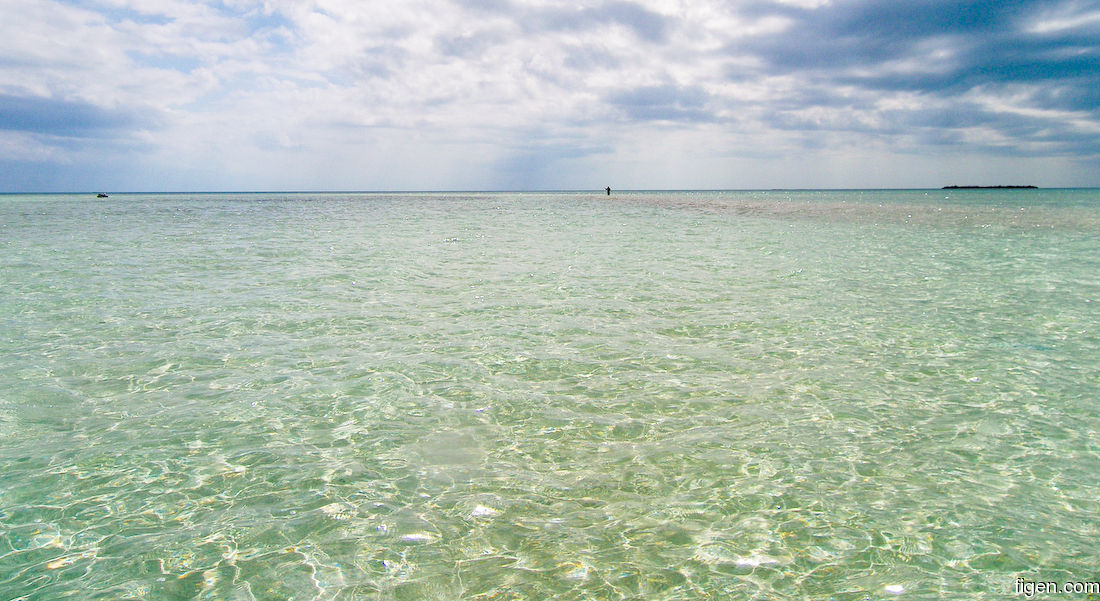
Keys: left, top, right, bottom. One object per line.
{"left": 942, "top": 185, "right": 1038, "bottom": 189}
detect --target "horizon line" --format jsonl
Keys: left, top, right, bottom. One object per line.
{"left": 5, "top": 186, "right": 1086, "bottom": 195}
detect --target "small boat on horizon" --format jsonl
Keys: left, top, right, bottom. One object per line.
{"left": 97, "top": 193, "right": 109, "bottom": 198}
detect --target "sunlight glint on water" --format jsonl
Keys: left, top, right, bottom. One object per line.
{"left": 1, "top": 190, "right": 1098, "bottom": 600}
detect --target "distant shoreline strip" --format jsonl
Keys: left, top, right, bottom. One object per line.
{"left": 942, "top": 185, "right": 1038, "bottom": 189}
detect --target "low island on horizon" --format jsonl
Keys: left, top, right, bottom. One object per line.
{"left": 942, "top": 185, "right": 1038, "bottom": 189}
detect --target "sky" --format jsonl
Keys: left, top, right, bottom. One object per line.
{"left": 1, "top": 0, "right": 1099, "bottom": 191}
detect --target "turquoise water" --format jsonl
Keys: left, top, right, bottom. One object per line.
{"left": 1, "top": 189, "right": 1098, "bottom": 600}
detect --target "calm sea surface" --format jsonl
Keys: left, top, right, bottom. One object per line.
{"left": 2, "top": 189, "right": 1098, "bottom": 600}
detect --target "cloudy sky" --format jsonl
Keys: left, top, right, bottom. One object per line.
{"left": 2, "top": 0, "right": 1099, "bottom": 191}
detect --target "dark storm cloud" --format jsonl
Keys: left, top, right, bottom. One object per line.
{"left": 892, "top": 104, "right": 1100, "bottom": 156}
{"left": 1026, "top": 83, "right": 1100, "bottom": 114}
{"left": 836, "top": 39, "right": 1100, "bottom": 105}
{"left": 738, "top": 0, "right": 1030, "bottom": 70}
{"left": 723, "top": 0, "right": 1100, "bottom": 156}
{"left": 766, "top": 97, "right": 1100, "bottom": 157}
{"left": 0, "top": 95, "right": 141, "bottom": 136}
{"left": 734, "top": 0, "right": 1100, "bottom": 96}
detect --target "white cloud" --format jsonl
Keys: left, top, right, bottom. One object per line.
{"left": 0, "top": 0, "right": 1097, "bottom": 190}
{"left": 1026, "top": 1, "right": 1100, "bottom": 34}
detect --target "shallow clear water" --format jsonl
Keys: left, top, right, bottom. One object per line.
{"left": 2, "top": 189, "right": 1098, "bottom": 600}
